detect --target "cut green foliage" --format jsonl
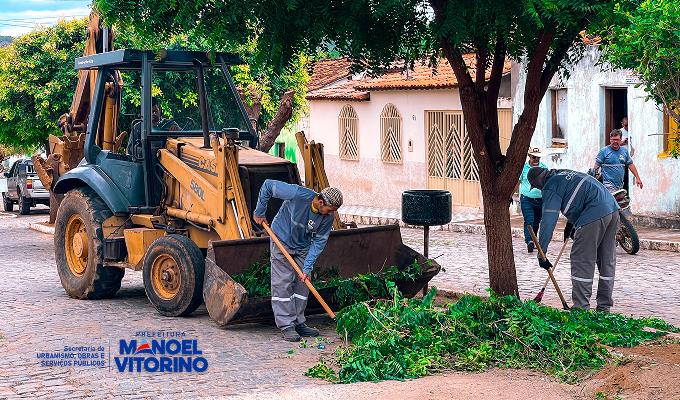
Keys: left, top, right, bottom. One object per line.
{"left": 231, "top": 257, "right": 423, "bottom": 307}
{"left": 231, "top": 257, "right": 272, "bottom": 298}
{"left": 309, "top": 288, "right": 678, "bottom": 384}
{"left": 305, "top": 360, "right": 338, "bottom": 381}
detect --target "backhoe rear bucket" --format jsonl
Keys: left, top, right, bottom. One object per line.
{"left": 203, "top": 225, "right": 440, "bottom": 326}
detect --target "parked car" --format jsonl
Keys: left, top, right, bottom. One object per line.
{"left": 2, "top": 159, "right": 50, "bottom": 214}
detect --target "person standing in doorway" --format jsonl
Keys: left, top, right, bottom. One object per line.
{"left": 519, "top": 148, "right": 548, "bottom": 253}
{"left": 620, "top": 116, "right": 633, "bottom": 156}
{"left": 619, "top": 116, "right": 634, "bottom": 191}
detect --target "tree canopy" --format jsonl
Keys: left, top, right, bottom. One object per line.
{"left": 0, "top": 19, "right": 87, "bottom": 152}
{"left": 602, "top": 0, "right": 680, "bottom": 157}
{"left": 0, "top": 14, "right": 310, "bottom": 152}
{"left": 95, "top": 0, "right": 627, "bottom": 295}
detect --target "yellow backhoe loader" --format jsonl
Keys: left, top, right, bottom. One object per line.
{"left": 51, "top": 48, "right": 439, "bottom": 326}
{"left": 32, "top": 13, "right": 123, "bottom": 224}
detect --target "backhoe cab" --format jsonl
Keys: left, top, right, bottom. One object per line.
{"left": 53, "top": 49, "right": 439, "bottom": 325}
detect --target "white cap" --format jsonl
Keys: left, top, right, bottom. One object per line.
{"left": 528, "top": 147, "right": 544, "bottom": 158}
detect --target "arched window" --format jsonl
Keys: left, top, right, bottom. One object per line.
{"left": 380, "top": 103, "right": 402, "bottom": 163}
{"left": 338, "top": 104, "right": 359, "bottom": 160}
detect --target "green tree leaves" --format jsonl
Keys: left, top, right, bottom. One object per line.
{"left": 602, "top": 0, "right": 680, "bottom": 156}
{"left": 0, "top": 19, "right": 87, "bottom": 151}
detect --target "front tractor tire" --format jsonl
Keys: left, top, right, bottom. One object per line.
{"left": 143, "top": 234, "right": 205, "bottom": 317}
{"left": 55, "top": 187, "right": 125, "bottom": 299}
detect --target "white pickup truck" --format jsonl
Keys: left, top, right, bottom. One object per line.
{"left": 2, "top": 159, "right": 50, "bottom": 215}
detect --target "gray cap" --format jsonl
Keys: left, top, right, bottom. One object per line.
{"left": 320, "top": 187, "right": 343, "bottom": 208}
{"left": 527, "top": 166, "right": 551, "bottom": 190}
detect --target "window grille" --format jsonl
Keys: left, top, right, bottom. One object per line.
{"left": 338, "top": 104, "right": 359, "bottom": 160}
{"left": 380, "top": 103, "right": 402, "bottom": 163}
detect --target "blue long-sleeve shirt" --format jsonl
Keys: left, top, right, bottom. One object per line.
{"left": 253, "top": 179, "right": 333, "bottom": 274}
{"left": 538, "top": 170, "right": 619, "bottom": 253}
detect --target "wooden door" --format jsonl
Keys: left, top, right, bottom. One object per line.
{"left": 425, "top": 109, "right": 513, "bottom": 208}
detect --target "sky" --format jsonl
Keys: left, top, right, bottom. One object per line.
{"left": 0, "top": 0, "right": 91, "bottom": 36}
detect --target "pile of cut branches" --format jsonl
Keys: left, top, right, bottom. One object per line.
{"left": 232, "top": 255, "right": 423, "bottom": 309}
{"left": 306, "top": 287, "right": 678, "bottom": 384}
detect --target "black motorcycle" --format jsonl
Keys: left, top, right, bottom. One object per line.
{"left": 611, "top": 188, "right": 640, "bottom": 255}
{"left": 587, "top": 168, "right": 640, "bottom": 255}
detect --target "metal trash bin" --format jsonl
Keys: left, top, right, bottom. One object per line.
{"left": 402, "top": 189, "right": 452, "bottom": 294}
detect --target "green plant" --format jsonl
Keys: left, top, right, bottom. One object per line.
{"left": 232, "top": 257, "right": 424, "bottom": 304}
{"left": 231, "top": 256, "right": 272, "bottom": 297}
{"left": 305, "top": 360, "right": 337, "bottom": 381}
{"left": 94, "top": 0, "right": 632, "bottom": 295}
{"left": 311, "top": 288, "right": 678, "bottom": 384}
{"left": 602, "top": 0, "right": 680, "bottom": 157}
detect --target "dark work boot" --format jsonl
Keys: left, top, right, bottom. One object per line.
{"left": 295, "top": 323, "right": 319, "bottom": 337}
{"left": 281, "top": 326, "right": 301, "bottom": 342}
{"left": 527, "top": 243, "right": 534, "bottom": 253}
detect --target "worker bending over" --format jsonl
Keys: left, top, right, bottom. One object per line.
{"left": 528, "top": 167, "right": 619, "bottom": 312}
{"left": 253, "top": 180, "right": 343, "bottom": 341}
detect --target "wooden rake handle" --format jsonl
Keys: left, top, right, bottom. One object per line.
{"left": 541, "top": 239, "right": 570, "bottom": 290}
{"left": 528, "top": 226, "right": 570, "bottom": 310}
{"left": 262, "top": 222, "right": 336, "bottom": 319}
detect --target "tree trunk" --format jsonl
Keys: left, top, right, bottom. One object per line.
{"left": 257, "top": 90, "right": 295, "bottom": 153}
{"left": 238, "top": 85, "right": 262, "bottom": 131}
{"left": 481, "top": 189, "right": 519, "bottom": 296}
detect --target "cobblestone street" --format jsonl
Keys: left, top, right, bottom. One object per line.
{"left": 1, "top": 211, "right": 678, "bottom": 399}
{"left": 401, "top": 226, "right": 680, "bottom": 325}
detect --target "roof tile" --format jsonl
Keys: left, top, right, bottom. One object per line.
{"left": 306, "top": 55, "right": 511, "bottom": 101}
{"left": 308, "top": 58, "right": 353, "bottom": 91}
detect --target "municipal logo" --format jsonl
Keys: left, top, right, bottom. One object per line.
{"left": 114, "top": 338, "right": 208, "bottom": 373}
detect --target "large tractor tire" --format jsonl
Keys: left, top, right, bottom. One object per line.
{"left": 55, "top": 187, "right": 125, "bottom": 299}
{"left": 143, "top": 234, "right": 205, "bottom": 317}
{"left": 19, "top": 189, "right": 31, "bottom": 215}
{"left": 2, "top": 193, "right": 12, "bottom": 212}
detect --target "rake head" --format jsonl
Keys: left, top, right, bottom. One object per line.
{"left": 533, "top": 288, "right": 545, "bottom": 303}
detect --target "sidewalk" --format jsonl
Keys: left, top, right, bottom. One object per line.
{"left": 24, "top": 205, "right": 680, "bottom": 252}
{"left": 339, "top": 205, "right": 680, "bottom": 253}
{"left": 339, "top": 204, "right": 483, "bottom": 226}
{"left": 451, "top": 215, "right": 680, "bottom": 252}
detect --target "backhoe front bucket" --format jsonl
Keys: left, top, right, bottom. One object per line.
{"left": 202, "top": 225, "right": 440, "bottom": 326}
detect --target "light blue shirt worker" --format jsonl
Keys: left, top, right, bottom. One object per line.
{"left": 519, "top": 161, "right": 548, "bottom": 198}
{"left": 254, "top": 180, "right": 333, "bottom": 275}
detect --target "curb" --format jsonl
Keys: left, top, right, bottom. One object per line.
{"left": 339, "top": 213, "right": 680, "bottom": 253}
{"left": 29, "top": 222, "right": 55, "bottom": 235}
{"left": 32, "top": 213, "right": 679, "bottom": 253}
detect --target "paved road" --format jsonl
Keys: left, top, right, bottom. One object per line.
{"left": 1, "top": 211, "right": 677, "bottom": 399}
{"left": 401, "top": 226, "right": 680, "bottom": 325}
{"left": 0, "top": 212, "right": 343, "bottom": 399}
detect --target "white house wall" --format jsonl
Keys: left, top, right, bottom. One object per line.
{"left": 513, "top": 47, "right": 680, "bottom": 215}
{"left": 308, "top": 89, "right": 463, "bottom": 208}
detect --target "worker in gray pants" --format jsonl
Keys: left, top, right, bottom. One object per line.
{"left": 528, "top": 167, "right": 620, "bottom": 311}
{"left": 253, "top": 179, "right": 343, "bottom": 341}
{"left": 269, "top": 243, "right": 309, "bottom": 330}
